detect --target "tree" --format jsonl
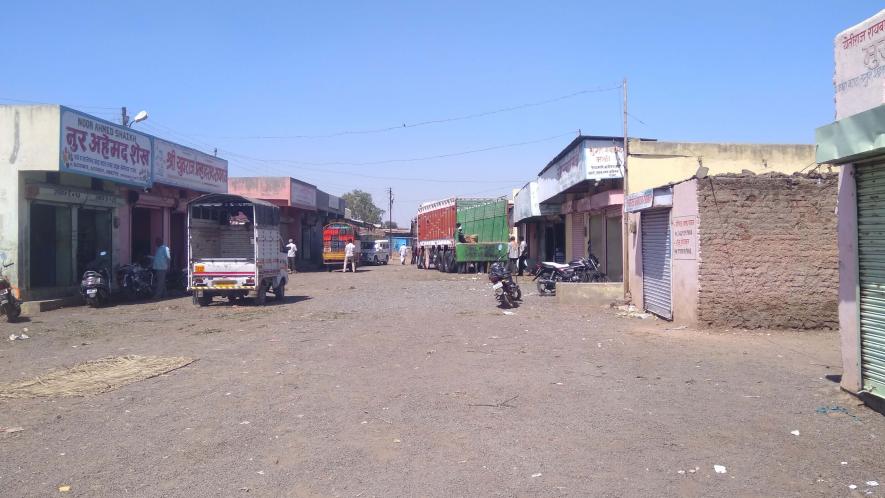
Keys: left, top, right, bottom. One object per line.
{"left": 342, "top": 190, "right": 384, "bottom": 224}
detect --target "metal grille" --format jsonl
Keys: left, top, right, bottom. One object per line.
{"left": 641, "top": 209, "right": 672, "bottom": 319}
{"left": 856, "top": 161, "right": 885, "bottom": 396}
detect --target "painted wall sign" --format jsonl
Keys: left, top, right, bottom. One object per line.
{"left": 672, "top": 215, "right": 698, "bottom": 260}
{"left": 60, "top": 108, "right": 152, "bottom": 187}
{"left": 835, "top": 9, "right": 885, "bottom": 120}
{"left": 291, "top": 181, "right": 317, "bottom": 210}
{"left": 625, "top": 189, "right": 654, "bottom": 212}
{"left": 25, "top": 183, "right": 120, "bottom": 208}
{"left": 153, "top": 139, "right": 228, "bottom": 193}
{"left": 584, "top": 146, "right": 624, "bottom": 180}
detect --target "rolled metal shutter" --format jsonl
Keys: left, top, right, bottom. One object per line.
{"left": 570, "top": 213, "right": 585, "bottom": 260}
{"left": 641, "top": 209, "right": 672, "bottom": 319}
{"left": 857, "top": 161, "right": 885, "bottom": 396}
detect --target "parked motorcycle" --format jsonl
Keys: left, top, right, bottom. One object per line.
{"left": 578, "top": 254, "right": 608, "bottom": 283}
{"left": 532, "top": 254, "right": 609, "bottom": 295}
{"left": 488, "top": 261, "right": 521, "bottom": 308}
{"left": 0, "top": 261, "right": 22, "bottom": 322}
{"left": 569, "top": 255, "right": 609, "bottom": 283}
{"left": 117, "top": 259, "right": 154, "bottom": 300}
{"left": 80, "top": 251, "right": 112, "bottom": 307}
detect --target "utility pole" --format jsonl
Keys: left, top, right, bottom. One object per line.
{"left": 387, "top": 187, "right": 394, "bottom": 243}
{"left": 121, "top": 106, "right": 129, "bottom": 126}
{"left": 621, "top": 78, "right": 630, "bottom": 301}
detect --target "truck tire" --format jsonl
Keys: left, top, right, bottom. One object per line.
{"left": 255, "top": 281, "right": 268, "bottom": 306}
{"left": 382, "top": 256, "right": 388, "bottom": 265}
{"left": 274, "top": 281, "right": 285, "bottom": 301}
{"left": 195, "top": 294, "right": 211, "bottom": 307}
{"left": 446, "top": 252, "right": 457, "bottom": 273}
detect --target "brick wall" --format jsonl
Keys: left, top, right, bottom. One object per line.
{"left": 696, "top": 173, "right": 838, "bottom": 329}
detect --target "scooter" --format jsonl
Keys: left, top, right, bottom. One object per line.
{"left": 80, "top": 251, "right": 112, "bottom": 307}
{"left": 488, "top": 260, "right": 522, "bottom": 308}
{"left": 0, "top": 261, "right": 22, "bottom": 322}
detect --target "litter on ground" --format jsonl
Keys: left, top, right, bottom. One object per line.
{"left": 714, "top": 465, "right": 727, "bottom": 474}
{"left": 791, "top": 430, "right": 800, "bottom": 436}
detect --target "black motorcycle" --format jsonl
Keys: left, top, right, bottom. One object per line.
{"left": 0, "top": 261, "right": 22, "bottom": 322}
{"left": 489, "top": 261, "right": 522, "bottom": 308}
{"left": 532, "top": 261, "right": 578, "bottom": 296}
{"left": 80, "top": 251, "right": 112, "bottom": 307}
{"left": 576, "top": 254, "right": 609, "bottom": 283}
{"left": 117, "top": 259, "right": 154, "bottom": 300}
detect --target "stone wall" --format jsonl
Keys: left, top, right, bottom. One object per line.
{"left": 697, "top": 173, "right": 838, "bottom": 329}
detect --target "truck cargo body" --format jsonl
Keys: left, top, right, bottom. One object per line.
{"left": 188, "top": 194, "right": 287, "bottom": 306}
{"left": 322, "top": 222, "right": 360, "bottom": 270}
{"left": 416, "top": 197, "right": 509, "bottom": 273}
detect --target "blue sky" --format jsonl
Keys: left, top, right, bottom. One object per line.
{"left": 2, "top": 1, "right": 881, "bottom": 224}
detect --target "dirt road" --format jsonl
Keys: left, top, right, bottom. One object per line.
{"left": 0, "top": 264, "right": 882, "bottom": 497}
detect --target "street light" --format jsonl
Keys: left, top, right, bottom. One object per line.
{"left": 121, "top": 107, "right": 149, "bottom": 127}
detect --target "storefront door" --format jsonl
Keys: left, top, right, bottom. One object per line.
{"left": 76, "top": 208, "right": 112, "bottom": 278}
{"left": 856, "top": 161, "right": 885, "bottom": 396}
{"left": 641, "top": 209, "right": 672, "bottom": 319}
{"left": 29, "top": 203, "right": 73, "bottom": 288}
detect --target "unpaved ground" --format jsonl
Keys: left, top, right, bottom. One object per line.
{"left": 0, "top": 264, "right": 882, "bottom": 497}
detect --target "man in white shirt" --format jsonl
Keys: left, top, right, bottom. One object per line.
{"left": 399, "top": 245, "right": 408, "bottom": 265}
{"left": 518, "top": 236, "right": 528, "bottom": 276}
{"left": 344, "top": 241, "right": 357, "bottom": 273}
{"left": 285, "top": 239, "right": 298, "bottom": 273}
{"left": 508, "top": 236, "right": 519, "bottom": 273}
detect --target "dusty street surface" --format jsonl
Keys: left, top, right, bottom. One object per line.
{"left": 0, "top": 264, "right": 883, "bottom": 497}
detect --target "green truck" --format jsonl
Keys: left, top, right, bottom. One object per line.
{"left": 416, "top": 197, "right": 511, "bottom": 273}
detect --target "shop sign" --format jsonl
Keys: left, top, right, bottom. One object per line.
{"left": 291, "top": 181, "right": 317, "bottom": 210}
{"left": 25, "top": 183, "right": 119, "bottom": 208}
{"left": 153, "top": 139, "right": 228, "bottom": 193}
{"left": 672, "top": 215, "right": 698, "bottom": 260}
{"left": 835, "top": 9, "right": 885, "bottom": 119}
{"left": 584, "top": 146, "right": 623, "bottom": 180}
{"left": 625, "top": 189, "right": 653, "bottom": 212}
{"left": 654, "top": 187, "right": 673, "bottom": 207}
{"left": 60, "top": 108, "right": 151, "bottom": 187}
{"left": 538, "top": 147, "right": 583, "bottom": 202}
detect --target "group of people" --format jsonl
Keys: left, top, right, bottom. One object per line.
{"left": 508, "top": 236, "right": 529, "bottom": 276}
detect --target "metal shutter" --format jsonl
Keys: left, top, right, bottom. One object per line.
{"left": 570, "top": 213, "right": 585, "bottom": 260}
{"left": 856, "top": 161, "right": 885, "bottom": 396}
{"left": 641, "top": 209, "right": 672, "bottom": 319}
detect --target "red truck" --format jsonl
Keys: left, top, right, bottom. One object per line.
{"left": 416, "top": 197, "right": 510, "bottom": 273}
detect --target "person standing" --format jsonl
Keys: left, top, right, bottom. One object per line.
{"left": 517, "top": 236, "right": 528, "bottom": 276}
{"left": 343, "top": 240, "right": 357, "bottom": 273}
{"left": 152, "top": 237, "right": 170, "bottom": 299}
{"left": 507, "top": 236, "right": 519, "bottom": 273}
{"left": 285, "top": 238, "right": 298, "bottom": 273}
{"left": 399, "top": 244, "right": 408, "bottom": 265}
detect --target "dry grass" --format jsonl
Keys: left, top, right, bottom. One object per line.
{"left": 0, "top": 355, "right": 195, "bottom": 399}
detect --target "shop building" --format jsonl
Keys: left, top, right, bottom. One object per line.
{"left": 625, "top": 140, "right": 836, "bottom": 327}
{"left": 0, "top": 105, "right": 227, "bottom": 301}
{"left": 229, "top": 177, "right": 345, "bottom": 267}
{"left": 513, "top": 136, "right": 626, "bottom": 277}
{"left": 122, "top": 138, "right": 228, "bottom": 269}
{"left": 815, "top": 10, "right": 885, "bottom": 403}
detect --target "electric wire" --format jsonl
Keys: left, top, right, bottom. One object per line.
{"left": 191, "top": 84, "right": 622, "bottom": 140}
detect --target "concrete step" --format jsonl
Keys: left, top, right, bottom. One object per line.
{"left": 21, "top": 295, "right": 83, "bottom": 315}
